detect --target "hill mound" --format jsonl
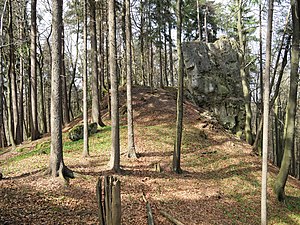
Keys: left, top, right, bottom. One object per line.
{"left": 0, "top": 86, "right": 300, "bottom": 224}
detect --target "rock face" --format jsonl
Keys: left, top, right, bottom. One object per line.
{"left": 182, "top": 37, "right": 244, "bottom": 133}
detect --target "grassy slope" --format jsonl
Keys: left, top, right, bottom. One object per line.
{"left": 0, "top": 86, "right": 300, "bottom": 225}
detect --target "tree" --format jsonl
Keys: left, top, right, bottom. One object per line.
{"left": 274, "top": 0, "right": 300, "bottom": 202}
{"left": 0, "top": 0, "right": 7, "bottom": 148}
{"left": 49, "top": 0, "right": 74, "bottom": 180}
{"left": 173, "top": 0, "right": 183, "bottom": 174}
{"left": 90, "top": 0, "right": 105, "bottom": 127}
{"left": 108, "top": 0, "right": 120, "bottom": 172}
{"left": 31, "top": 0, "right": 40, "bottom": 141}
{"left": 236, "top": 0, "right": 253, "bottom": 145}
{"left": 82, "top": 0, "right": 89, "bottom": 158}
{"left": 125, "top": 0, "right": 137, "bottom": 158}
{"left": 7, "top": 0, "right": 17, "bottom": 148}
{"left": 261, "top": 0, "right": 274, "bottom": 223}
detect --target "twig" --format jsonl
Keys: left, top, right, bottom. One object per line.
{"left": 160, "top": 210, "right": 185, "bottom": 225}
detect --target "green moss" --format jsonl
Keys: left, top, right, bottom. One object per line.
{"left": 68, "top": 122, "right": 98, "bottom": 141}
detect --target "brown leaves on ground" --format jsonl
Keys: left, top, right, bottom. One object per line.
{"left": 1, "top": 86, "right": 300, "bottom": 225}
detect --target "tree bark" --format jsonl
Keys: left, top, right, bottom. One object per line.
{"left": 173, "top": 0, "right": 183, "bottom": 174}
{"left": 61, "top": 25, "right": 70, "bottom": 125}
{"left": 108, "top": 0, "right": 120, "bottom": 173}
{"left": 30, "top": 0, "right": 39, "bottom": 141}
{"left": 125, "top": 0, "right": 137, "bottom": 158}
{"left": 168, "top": 21, "right": 174, "bottom": 87}
{"left": 49, "top": 0, "right": 73, "bottom": 181}
{"left": 82, "top": 0, "right": 89, "bottom": 158}
{"left": 236, "top": 0, "right": 253, "bottom": 145}
{"left": 90, "top": 0, "right": 105, "bottom": 127}
{"left": 261, "top": 0, "right": 274, "bottom": 223}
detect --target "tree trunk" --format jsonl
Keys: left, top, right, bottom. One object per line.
{"left": 90, "top": 0, "right": 105, "bottom": 127}
{"left": 261, "top": 0, "right": 274, "bottom": 223}
{"left": 30, "top": 0, "right": 39, "bottom": 141}
{"left": 125, "top": 0, "right": 137, "bottom": 159}
{"left": 108, "top": 0, "right": 120, "bottom": 173}
{"left": 7, "top": 0, "right": 16, "bottom": 148}
{"left": 164, "top": 25, "right": 168, "bottom": 87}
{"left": 82, "top": 0, "right": 89, "bottom": 158}
{"left": 61, "top": 26, "right": 70, "bottom": 125}
{"left": 49, "top": 0, "right": 73, "bottom": 181}
{"left": 168, "top": 21, "right": 174, "bottom": 87}
{"left": 197, "top": 0, "right": 202, "bottom": 41}
{"left": 0, "top": 0, "right": 7, "bottom": 148}
{"left": 173, "top": 0, "right": 183, "bottom": 174}
{"left": 236, "top": 0, "right": 253, "bottom": 145}
{"left": 274, "top": 0, "right": 300, "bottom": 202}
{"left": 37, "top": 38, "right": 47, "bottom": 134}
{"left": 140, "top": 1, "right": 146, "bottom": 86}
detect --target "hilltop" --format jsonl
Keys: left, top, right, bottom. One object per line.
{"left": 0, "top": 86, "right": 300, "bottom": 224}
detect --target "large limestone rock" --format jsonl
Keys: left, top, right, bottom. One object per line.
{"left": 183, "top": 37, "right": 244, "bottom": 133}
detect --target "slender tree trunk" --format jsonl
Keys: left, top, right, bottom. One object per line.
{"left": 159, "top": 35, "right": 163, "bottom": 88}
{"left": 68, "top": 13, "right": 79, "bottom": 120}
{"left": 261, "top": 0, "right": 274, "bottom": 223}
{"left": 197, "top": 0, "right": 202, "bottom": 41}
{"left": 274, "top": 97, "right": 283, "bottom": 167}
{"left": 237, "top": 0, "right": 253, "bottom": 145}
{"left": 140, "top": 1, "right": 145, "bottom": 86}
{"left": 173, "top": 0, "right": 183, "bottom": 174}
{"left": 108, "top": 0, "right": 120, "bottom": 172}
{"left": 0, "top": 0, "right": 7, "bottom": 148}
{"left": 90, "top": 0, "right": 105, "bottom": 127}
{"left": 49, "top": 0, "right": 73, "bottom": 180}
{"left": 164, "top": 26, "right": 168, "bottom": 87}
{"left": 7, "top": 59, "right": 16, "bottom": 148}
{"left": 258, "top": 0, "right": 263, "bottom": 138}
{"left": 168, "top": 21, "right": 174, "bottom": 87}
{"left": 61, "top": 26, "right": 70, "bottom": 125}
{"left": 204, "top": 5, "right": 208, "bottom": 43}
{"left": 19, "top": 13, "right": 25, "bottom": 142}
{"left": 0, "top": 49, "right": 5, "bottom": 147}
{"left": 7, "top": 0, "right": 17, "bottom": 147}
{"left": 274, "top": 0, "right": 300, "bottom": 202}
{"left": 30, "top": 0, "right": 39, "bottom": 141}
{"left": 37, "top": 38, "right": 47, "bottom": 134}
{"left": 125, "top": 0, "right": 137, "bottom": 158}
{"left": 105, "top": 1, "right": 111, "bottom": 119}
{"left": 82, "top": 0, "right": 89, "bottom": 158}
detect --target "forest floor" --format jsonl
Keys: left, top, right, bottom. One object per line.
{"left": 1, "top": 86, "right": 300, "bottom": 225}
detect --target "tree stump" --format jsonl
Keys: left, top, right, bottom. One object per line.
{"left": 96, "top": 176, "right": 121, "bottom": 225}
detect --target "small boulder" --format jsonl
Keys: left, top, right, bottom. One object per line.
{"left": 68, "top": 122, "right": 98, "bottom": 141}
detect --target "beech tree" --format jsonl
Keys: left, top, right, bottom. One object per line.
{"left": 49, "top": 0, "right": 74, "bottom": 180}
{"left": 261, "top": 0, "right": 274, "bottom": 222}
{"left": 90, "top": 0, "right": 105, "bottom": 127}
{"left": 125, "top": 0, "right": 137, "bottom": 158}
{"left": 173, "top": 0, "right": 183, "bottom": 174}
{"left": 82, "top": 0, "right": 89, "bottom": 158}
{"left": 30, "top": 0, "right": 39, "bottom": 141}
{"left": 108, "top": 0, "right": 120, "bottom": 172}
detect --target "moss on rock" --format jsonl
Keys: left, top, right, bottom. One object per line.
{"left": 68, "top": 122, "right": 98, "bottom": 141}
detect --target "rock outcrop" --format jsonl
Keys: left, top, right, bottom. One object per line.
{"left": 68, "top": 122, "right": 98, "bottom": 141}
{"left": 182, "top": 37, "right": 244, "bottom": 133}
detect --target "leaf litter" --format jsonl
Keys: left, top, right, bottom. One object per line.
{"left": 1, "top": 86, "right": 300, "bottom": 225}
